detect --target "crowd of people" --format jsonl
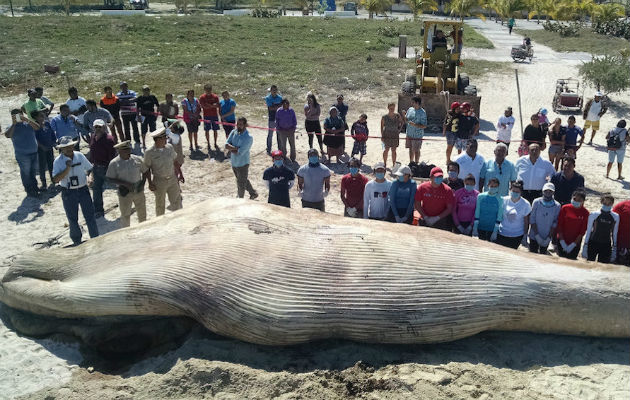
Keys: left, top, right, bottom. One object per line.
{"left": 4, "top": 83, "right": 629, "bottom": 266}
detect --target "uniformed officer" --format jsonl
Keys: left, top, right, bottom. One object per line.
{"left": 166, "top": 120, "right": 185, "bottom": 183}
{"left": 143, "top": 128, "right": 182, "bottom": 216}
{"left": 106, "top": 140, "right": 147, "bottom": 228}
{"left": 52, "top": 135, "right": 99, "bottom": 245}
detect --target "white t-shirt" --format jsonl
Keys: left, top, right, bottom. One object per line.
{"left": 455, "top": 152, "right": 486, "bottom": 190}
{"left": 515, "top": 156, "right": 556, "bottom": 191}
{"left": 586, "top": 100, "right": 602, "bottom": 121}
{"left": 499, "top": 197, "right": 532, "bottom": 237}
{"left": 363, "top": 179, "right": 393, "bottom": 219}
{"left": 496, "top": 115, "right": 515, "bottom": 143}
{"left": 52, "top": 151, "right": 93, "bottom": 189}
{"left": 66, "top": 97, "right": 87, "bottom": 124}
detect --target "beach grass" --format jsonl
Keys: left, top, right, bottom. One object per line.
{"left": 516, "top": 28, "right": 630, "bottom": 55}
{"left": 0, "top": 15, "right": 494, "bottom": 108}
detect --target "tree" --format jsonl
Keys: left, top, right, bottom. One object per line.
{"left": 579, "top": 51, "right": 630, "bottom": 95}
{"left": 491, "top": 0, "right": 527, "bottom": 22}
{"left": 593, "top": 3, "right": 625, "bottom": 23}
{"left": 361, "top": 0, "right": 392, "bottom": 18}
{"left": 405, "top": 0, "right": 438, "bottom": 20}
{"left": 526, "top": 0, "right": 556, "bottom": 23}
{"left": 447, "top": 0, "right": 485, "bottom": 20}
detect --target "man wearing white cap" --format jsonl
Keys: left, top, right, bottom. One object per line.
{"left": 106, "top": 140, "right": 147, "bottom": 228}
{"left": 583, "top": 92, "right": 608, "bottom": 146}
{"left": 363, "top": 162, "right": 392, "bottom": 220}
{"left": 88, "top": 119, "right": 116, "bottom": 218}
{"left": 528, "top": 182, "right": 561, "bottom": 254}
{"left": 142, "top": 128, "right": 182, "bottom": 216}
{"left": 52, "top": 136, "right": 99, "bottom": 245}
{"left": 387, "top": 165, "right": 416, "bottom": 224}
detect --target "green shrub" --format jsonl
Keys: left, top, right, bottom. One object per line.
{"left": 592, "top": 19, "right": 630, "bottom": 40}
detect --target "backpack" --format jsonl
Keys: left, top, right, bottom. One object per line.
{"left": 607, "top": 128, "right": 625, "bottom": 149}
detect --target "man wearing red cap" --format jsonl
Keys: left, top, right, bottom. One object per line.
{"left": 442, "top": 101, "right": 461, "bottom": 164}
{"left": 414, "top": 167, "right": 454, "bottom": 230}
{"left": 340, "top": 158, "right": 368, "bottom": 217}
{"left": 263, "top": 150, "right": 295, "bottom": 208}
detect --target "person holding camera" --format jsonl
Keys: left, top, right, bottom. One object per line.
{"left": 106, "top": 140, "right": 147, "bottom": 228}
{"left": 52, "top": 136, "right": 99, "bottom": 245}
{"left": 5, "top": 109, "right": 40, "bottom": 197}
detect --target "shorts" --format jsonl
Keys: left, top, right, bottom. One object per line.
{"left": 583, "top": 120, "right": 600, "bottom": 130}
{"left": 186, "top": 120, "right": 199, "bottom": 133}
{"left": 204, "top": 116, "right": 220, "bottom": 131}
{"left": 608, "top": 147, "right": 626, "bottom": 163}
{"left": 454, "top": 138, "right": 469, "bottom": 151}
{"left": 305, "top": 120, "right": 322, "bottom": 133}
{"left": 352, "top": 140, "right": 367, "bottom": 156}
{"left": 446, "top": 131, "right": 456, "bottom": 146}
{"left": 548, "top": 144, "right": 564, "bottom": 155}
{"left": 405, "top": 136, "right": 423, "bottom": 151}
{"left": 301, "top": 199, "right": 325, "bottom": 212}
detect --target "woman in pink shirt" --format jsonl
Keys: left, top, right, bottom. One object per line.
{"left": 452, "top": 174, "right": 479, "bottom": 235}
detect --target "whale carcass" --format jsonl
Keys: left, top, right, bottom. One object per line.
{"left": 1, "top": 198, "right": 628, "bottom": 346}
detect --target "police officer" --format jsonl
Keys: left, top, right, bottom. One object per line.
{"left": 52, "top": 136, "right": 99, "bottom": 245}
{"left": 143, "top": 128, "right": 182, "bottom": 216}
{"left": 106, "top": 140, "right": 147, "bottom": 228}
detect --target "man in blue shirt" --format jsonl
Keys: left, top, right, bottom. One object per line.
{"left": 263, "top": 150, "right": 295, "bottom": 207}
{"left": 226, "top": 117, "right": 258, "bottom": 199}
{"left": 5, "top": 109, "right": 40, "bottom": 197}
{"left": 550, "top": 156, "right": 585, "bottom": 205}
{"left": 564, "top": 115, "right": 584, "bottom": 157}
{"left": 50, "top": 104, "right": 80, "bottom": 150}
{"left": 479, "top": 143, "right": 517, "bottom": 196}
{"left": 33, "top": 110, "right": 57, "bottom": 190}
{"left": 220, "top": 91, "right": 237, "bottom": 138}
{"left": 405, "top": 96, "right": 427, "bottom": 164}
{"left": 265, "top": 85, "right": 283, "bottom": 155}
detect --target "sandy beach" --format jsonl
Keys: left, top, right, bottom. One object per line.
{"left": 1, "top": 19, "right": 629, "bottom": 400}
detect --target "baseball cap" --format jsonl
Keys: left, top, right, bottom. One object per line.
{"left": 93, "top": 119, "right": 106, "bottom": 127}
{"left": 373, "top": 162, "right": 386, "bottom": 171}
{"left": 595, "top": 91, "right": 603, "bottom": 97}
{"left": 430, "top": 167, "right": 444, "bottom": 177}
{"left": 450, "top": 101, "right": 460, "bottom": 111}
{"left": 142, "top": 85, "right": 150, "bottom": 90}
{"left": 271, "top": 150, "right": 283, "bottom": 158}
{"left": 543, "top": 182, "right": 555, "bottom": 192}
{"left": 395, "top": 165, "right": 412, "bottom": 177}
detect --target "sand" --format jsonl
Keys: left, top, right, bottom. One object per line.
{"left": 0, "top": 19, "right": 629, "bottom": 400}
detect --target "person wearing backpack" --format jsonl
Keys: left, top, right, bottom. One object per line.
{"left": 605, "top": 120, "right": 627, "bottom": 180}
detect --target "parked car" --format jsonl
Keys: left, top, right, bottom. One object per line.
{"left": 343, "top": 1, "right": 357, "bottom": 14}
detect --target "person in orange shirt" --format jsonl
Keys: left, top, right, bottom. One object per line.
{"left": 100, "top": 86, "right": 123, "bottom": 143}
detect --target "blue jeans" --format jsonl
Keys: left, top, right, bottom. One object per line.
{"left": 267, "top": 120, "right": 276, "bottom": 153}
{"left": 61, "top": 186, "right": 99, "bottom": 244}
{"left": 37, "top": 147, "right": 54, "bottom": 186}
{"left": 15, "top": 152, "right": 38, "bottom": 195}
{"left": 91, "top": 165, "right": 108, "bottom": 214}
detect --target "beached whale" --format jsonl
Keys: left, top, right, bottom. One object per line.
{"left": 1, "top": 198, "right": 628, "bottom": 346}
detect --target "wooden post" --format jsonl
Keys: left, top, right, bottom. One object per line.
{"left": 515, "top": 68, "right": 524, "bottom": 139}
{"left": 399, "top": 35, "right": 407, "bottom": 59}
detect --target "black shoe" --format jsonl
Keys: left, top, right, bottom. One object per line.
{"left": 250, "top": 192, "right": 259, "bottom": 200}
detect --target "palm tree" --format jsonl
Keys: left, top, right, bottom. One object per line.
{"left": 593, "top": 2, "right": 625, "bottom": 23}
{"left": 405, "top": 0, "right": 438, "bottom": 20}
{"left": 490, "top": 0, "right": 527, "bottom": 23}
{"left": 447, "top": 0, "right": 485, "bottom": 20}
{"left": 526, "top": 0, "right": 556, "bottom": 23}
{"left": 361, "top": 0, "right": 393, "bottom": 18}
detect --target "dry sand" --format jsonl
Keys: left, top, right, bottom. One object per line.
{"left": 1, "top": 20, "right": 629, "bottom": 400}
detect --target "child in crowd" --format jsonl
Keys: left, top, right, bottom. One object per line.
{"left": 350, "top": 113, "right": 369, "bottom": 163}
{"left": 582, "top": 193, "right": 619, "bottom": 263}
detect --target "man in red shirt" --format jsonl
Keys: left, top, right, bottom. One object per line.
{"left": 556, "top": 189, "right": 589, "bottom": 260}
{"left": 199, "top": 84, "right": 221, "bottom": 150}
{"left": 340, "top": 158, "right": 368, "bottom": 217}
{"left": 415, "top": 167, "right": 454, "bottom": 230}
{"left": 612, "top": 199, "right": 630, "bottom": 265}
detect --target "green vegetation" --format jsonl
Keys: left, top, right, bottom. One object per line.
{"left": 579, "top": 51, "right": 630, "bottom": 94}
{"left": 0, "top": 15, "right": 493, "bottom": 108}
{"left": 517, "top": 28, "right": 630, "bottom": 54}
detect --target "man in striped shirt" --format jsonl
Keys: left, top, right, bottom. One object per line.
{"left": 117, "top": 82, "right": 139, "bottom": 143}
